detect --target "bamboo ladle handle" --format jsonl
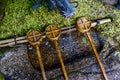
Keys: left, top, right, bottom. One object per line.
{"left": 86, "top": 32, "right": 108, "bottom": 80}
{"left": 46, "top": 25, "right": 68, "bottom": 80}
{"left": 27, "top": 29, "right": 47, "bottom": 80}
{"left": 36, "top": 45, "right": 47, "bottom": 80}
{"left": 76, "top": 17, "right": 108, "bottom": 80}
{"left": 54, "top": 40, "right": 68, "bottom": 80}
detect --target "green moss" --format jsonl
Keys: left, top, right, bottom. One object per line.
{"left": 0, "top": 72, "right": 4, "bottom": 80}
{"left": 82, "top": 37, "right": 87, "bottom": 44}
{"left": 0, "top": 0, "right": 120, "bottom": 44}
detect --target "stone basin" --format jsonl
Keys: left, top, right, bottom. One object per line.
{"left": 27, "top": 30, "right": 102, "bottom": 71}
{"left": 0, "top": 30, "right": 120, "bottom": 80}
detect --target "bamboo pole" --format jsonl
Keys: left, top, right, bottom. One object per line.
{"left": 0, "top": 18, "right": 111, "bottom": 47}
{"left": 0, "top": 36, "right": 25, "bottom": 44}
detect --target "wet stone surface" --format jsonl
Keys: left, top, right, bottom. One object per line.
{"left": 27, "top": 30, "right": 102, "bottom": 70}
{"left": 47, "top": 42, "right": 120, "bottom": 80}
{"left": 0, "top": 31, "right": 119, "bottom": 80}
{"left": 0, "top": 46, "right": 42, "bottom": 80}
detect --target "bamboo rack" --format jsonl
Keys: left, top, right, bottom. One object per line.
{"left": 0, "top": 18, "right": 111, "bottom": 47}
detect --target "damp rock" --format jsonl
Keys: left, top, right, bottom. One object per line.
{"left": 102, "top": 0, "right": 118, "bottom": 6}
{"left": 27, "top": 30, "right": 103, "bottom": 70}
{"left": 0, "top": 30, "right": 119, "bottom": 80}
{"left": 0, "top": 46, "right": 42, "bottom": 80}
{"left": 47, "top": 42, "right": 120, "bottom": 80}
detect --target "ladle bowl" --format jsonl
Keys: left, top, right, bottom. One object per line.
{"left": 76, "top": 17, "right": 91, "bottom": 33}
{"left": 26, "top": 29, "right": 42, "bottom": 46}
{"left": 45, "top": 25, "right": 60, "bottom": 41}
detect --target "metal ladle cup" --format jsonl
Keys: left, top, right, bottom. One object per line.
{"left": 76, "top": 17, "right": 108, "bottom": 80}
{"left": 26, "top": 29, "right": 47, "bottom": 80}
